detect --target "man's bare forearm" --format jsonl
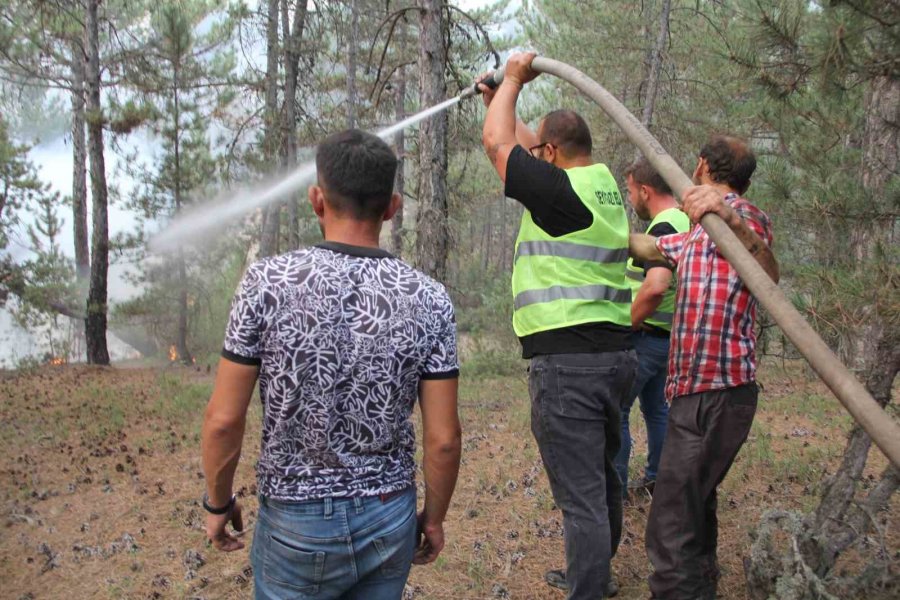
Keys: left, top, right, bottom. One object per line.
{"left": 422, "top": 436, "right": 461, "bottom": 526}
{"left": 200, "top": 359, "right": 257, "bottom": 507}
{"left": 201, "top": 417, "right": 246, "bottom": 506}
{"left": 632, "top": 289, "right": 665, "bottom": 327}
{"left": 482, "top": 80, "right": 523, "bottom": 179}
{"left": 721, "top": 208, "right": 780, "bottom": 283}
{"left": 629, "top": 233, "right": 665, "bottom": 263}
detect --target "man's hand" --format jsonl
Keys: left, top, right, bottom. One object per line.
{"left": 681, "top": 185, "right": 733, "bottom": 224}
{"left": 413, "top": 512, "right": 444, "bottom": 565}
{"left": 504, "top": 51, "right": 539, "bottom": 87}
{"left": 476, "top": 72, "right": 498, "bottom": 107}
{"left": 206, "top": 501, "right": 245, "bottom": 552}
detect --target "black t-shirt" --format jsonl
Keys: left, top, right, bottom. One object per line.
{"left": 504, "top": 145, "right": 632, "bottom": 358}
{"left": 632, "top": 221, "right": 678, "bottom": 273}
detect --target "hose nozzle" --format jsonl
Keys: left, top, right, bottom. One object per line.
{"left": 459, "top": 67, "right": 506, "bottom": 100}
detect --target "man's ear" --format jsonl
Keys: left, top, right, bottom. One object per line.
{"left": 545, "top": 143, "right": 558, "bottom": 165}
{"left": 640, "top": 183, "right": 652, "bottom": 202}
{"left": 308, "top": 185, "right": 325, "bottom": 218}
{"left": 693, "top": 157, "right": 707, "bottom": 183}
{"left": 383, "top": 192, "right": 402, "bottom": 222}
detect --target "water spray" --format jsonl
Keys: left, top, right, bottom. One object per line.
{"left": 152, "top": 71, "right": 500, "bottom": 253}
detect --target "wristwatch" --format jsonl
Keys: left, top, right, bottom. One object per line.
{"left": 202, "top": 493, "right": 236, "bottom": 515}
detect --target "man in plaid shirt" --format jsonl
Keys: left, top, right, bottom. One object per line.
{"left": 629, "top": 135, "right": 779, "bottom": 599}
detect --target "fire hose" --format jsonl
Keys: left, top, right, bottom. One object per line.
{"left": 461, "top": 56, "right": 900, "bottom": 468}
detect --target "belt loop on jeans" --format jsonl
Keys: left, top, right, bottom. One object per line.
{"left": 324, "top": 497, "right": 333, "bottom": 519}
{"left": 353, "top": 497, "right": 363, "bottom": 514}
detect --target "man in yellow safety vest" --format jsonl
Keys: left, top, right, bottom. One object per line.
{"left": 479, "top": 52, "right": 637, "bottom": 600}
{"left": 616, "top": 158, "right": 690, "bottom": 499}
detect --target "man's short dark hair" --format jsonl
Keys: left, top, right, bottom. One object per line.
{"left": 316, "top": 129, "right": 398, "bottom": 220}
{"left": 623, "top": 157, "right": 672, "bottom": 196}
{"left": 540, "top": 110, "right": 592, "bottom": 157}
{"left": 699, "top": 135, "right": 756, "bottom": 195}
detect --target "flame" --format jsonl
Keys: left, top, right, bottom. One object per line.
{"left": 49, "top": 357, "right": 66, "bottom": 366}
{"left": 168, "top": 345, "right": 178, "bottom": 361}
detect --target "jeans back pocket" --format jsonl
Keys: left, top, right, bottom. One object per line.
{"left": 264, "top": 532, "right": 326, "bottom": 597}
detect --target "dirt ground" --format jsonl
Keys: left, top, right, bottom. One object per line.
{"left": 0, "top": 359, "right": 895, "bottom": 599}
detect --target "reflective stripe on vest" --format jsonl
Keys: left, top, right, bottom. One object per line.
{"left": 515, "top": 283, "right": 633, "bottom": 310}
{"left": 515, "top": 240, "right": 630, "bottom": 265}
{"left": 511, "top": 162, "right": 631, "bottom": 337}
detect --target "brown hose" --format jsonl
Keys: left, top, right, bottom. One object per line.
{"left": 523, "top": 56, "right": 900, "bottom": 468}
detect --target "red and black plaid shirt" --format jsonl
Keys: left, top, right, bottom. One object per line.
{"left": 655, "top": 193, "right": 774, "bottom": 402}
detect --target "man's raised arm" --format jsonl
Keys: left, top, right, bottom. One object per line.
{"left": 481, "top": 52, "right": 539, "bottom": 182}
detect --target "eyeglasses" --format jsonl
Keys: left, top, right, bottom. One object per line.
{"left": 528, "top": 142, "right": 555, "bottom": 158}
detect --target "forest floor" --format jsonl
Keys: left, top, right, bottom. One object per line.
{"left": 0, "top": 356, "right": 896, "bottom": 599}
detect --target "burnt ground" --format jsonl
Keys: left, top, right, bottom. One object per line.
{"left": 0, "top": 360, "right": 895, "bottom": 599}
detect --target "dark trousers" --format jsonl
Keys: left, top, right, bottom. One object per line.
{"left": 529, "top": 351, "right": 637, "bottom": 600}
{"left": 646, "top": 383, "right": 758, "bottom": 600}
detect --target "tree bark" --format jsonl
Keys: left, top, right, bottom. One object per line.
{"left": 415, "top": 0, "right": 450, "bottom": 280}
{"left": 84, "top": 0, "right": 110, "bottom": 365}
{"left": 346, "top": 0, "right": 359, "bottom": 128}
{"left": 641, "top": 0, "right": 671, "bottom": 128}
{"left": 259, "top": 0, "right": 281, "bottom": 258}
{"left": 391, "top": 18, "right": 407, "bottom": 256}
{"left": 172, "top": 58, "right": 191, "bottom": 364}
{"left": 281, "top": 0, "right": 307, "bottom": 250}
{"left": 70, "top": 38, "right": 89, "bottom": 282}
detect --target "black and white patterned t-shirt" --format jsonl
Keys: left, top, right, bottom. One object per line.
{"left": 222, "top": 241, "right": 459, "bottom": 501}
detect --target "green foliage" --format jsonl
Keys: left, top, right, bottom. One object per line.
{"left": 730, "top": 0, "right": 900, "bottom": 365}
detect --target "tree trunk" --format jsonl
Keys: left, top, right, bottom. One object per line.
{"left": 391, "top": 18, "right": 407, "bottom": 256}
{"left": 346, "top": 0, "right": 359, "bottom": 128}
{"left": 84, "top": 0, "right": 109, "bottom": 365}
{"left": 641, "top": 0, "right": 671, "bottom": 129}
{"left": 259, "top": 0, "right": 281, "bottom": 258}
{"left": 415, "top": 0, "right": 449, "bottom": 280}
{"left": 281, "top": 0, "right": 307, "bottom": 250}
{"left": 845, "top": 74, "right": 900, "bottom": 367}
{"left": 70, "top": 38, "right": 89, "bottom": 282}
{"left": 172, "top": 61, "right": 191, "bottom": 365}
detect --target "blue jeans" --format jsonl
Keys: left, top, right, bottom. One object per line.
{"left": 251, "top": 488, "right": 417, "bottom": 599}
{"left": 615, "top": 332, "right": 670, "bottom": 490}
{"left": 529, "top": 350, "right": 637, "bottom": 600}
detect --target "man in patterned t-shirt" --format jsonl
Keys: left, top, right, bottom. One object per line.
{"left": 200, "top": 129, "right": 461, "bottom": 599}
{"left": 630, "top": 135, "right": 779, "bottom": 599}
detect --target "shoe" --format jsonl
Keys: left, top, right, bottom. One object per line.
{"left": 627, "top": 475, "right": 655, "bottom": 495}
{"left": 544, "top": 569, "right": 619, "bottom": 597}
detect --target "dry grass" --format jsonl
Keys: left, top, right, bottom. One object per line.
{"left": 0, "top": 359, "right": 895, "bottom": 599}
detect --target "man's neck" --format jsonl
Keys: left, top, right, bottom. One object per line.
{"left": 322, "top": 219, "right": 382, "bottom": 249}
{"left": 700, "top": 177, "right": 738, "bottom": 197}
{"left": 647, "top": 194, "right": 680, "bottom": 220}
{"left": 556, "top": 155, "right": 593, "bottom": 169}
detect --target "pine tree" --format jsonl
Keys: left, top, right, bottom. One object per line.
{"left": 730, "top": 1, "right": 899, "bottom": 596}
{"left": 124, "top": 2, "right": 234, "bottom": 363}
